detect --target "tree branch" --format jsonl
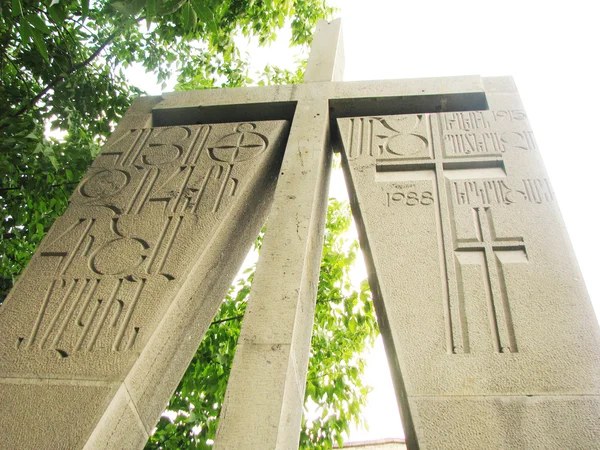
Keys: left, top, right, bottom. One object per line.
{"left": 210, "top": 314, "right": 244, "bottom": 326}
{"left": 3, "top": 17, "right": 142, "bottom": 124}
{"left": 7, "top": 34, "right": 118, "bottom": 120}
{"left": 0, "top": 181, "right": 78, "bottom": 194}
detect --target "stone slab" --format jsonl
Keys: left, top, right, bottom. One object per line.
{"left": 0, "top": 109, "right": 289, "bottom": 448}
{"left": 155, "top": 76, "right": 485, "bottom": 110}
{"left": 411, "top": 396, "right": 600, "bottom": 449}
{"left": 338, "top": 76, "right": 600, "bottom": 448}
{"left": 213, "top": 99, "right": 333, "bottom": 450}
{"left": 336, "top": 440, "right": 406, "bottom": 450}
{"left": 0, "top": 382, "right": 124, "bottom": 449}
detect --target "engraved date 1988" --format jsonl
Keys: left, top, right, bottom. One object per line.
{"left": 385, "top": 191, "right": 434, "bottom": 207}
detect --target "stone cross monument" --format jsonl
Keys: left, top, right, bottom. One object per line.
{"left": 1, "top": 19, "right": 599, "bottom": 449}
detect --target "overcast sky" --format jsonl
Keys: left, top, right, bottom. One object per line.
{"left": 131, "top": 0, "right": 600, "bottom": 443}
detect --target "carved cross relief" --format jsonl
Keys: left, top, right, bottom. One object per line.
{"left": 339, "top": 107, "right": 548, "bottom": 355}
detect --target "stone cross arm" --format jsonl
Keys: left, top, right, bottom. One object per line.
{"left": 150, "top": 75, "right": 488, "bottom": 127}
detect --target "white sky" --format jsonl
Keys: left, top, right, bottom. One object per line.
{"left": 129, "top": 0, "right": 600, "bottom": 444}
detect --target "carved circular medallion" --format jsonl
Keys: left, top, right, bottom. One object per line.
{"left": 209, "top": 123, "right": 268, "bottom": 163}
{"left": 80, "top": 170, "right": 130, "bottom": 199}
{"left": 385, "top": 134, "right": 428, "bottom": 156}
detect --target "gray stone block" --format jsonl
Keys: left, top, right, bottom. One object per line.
{"left": 0, "top": 119, "right": 289, "bottom": 448}
{"left": 338, "top": 80, "right": 600, "bottom": 448}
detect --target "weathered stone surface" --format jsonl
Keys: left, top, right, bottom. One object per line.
{"left": 213, "top": 18, "right": 343, "bottom": 450}
{"left": 0, "top": 96, "right": 289, "bottom": 448}
{"left": 338, "top": 77, "right": 600, "bottom": 448}
{"left": 214, "top": 98, "right": 332, "bottom": 450}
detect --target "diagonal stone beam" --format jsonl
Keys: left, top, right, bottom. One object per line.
{"left": 213, "top": 19, "right": 344, "bottom": 450}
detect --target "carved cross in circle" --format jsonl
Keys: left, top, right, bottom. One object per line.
{"left": 208, "top": 123, "right": 267, "bottom": 164}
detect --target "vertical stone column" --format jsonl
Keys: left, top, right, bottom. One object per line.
{"left": 338, "top": 77, "right": 600, "bottom": 449}
{"left": 0, "top": 94, "right": 290, "bottom": 449}
{"left": 214, "top": 19, "right": 344, "bottom": 450}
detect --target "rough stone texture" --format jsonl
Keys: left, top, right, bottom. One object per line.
{"left": 0, "top": 93, "right": 289, "bottom": 448}
{"left": 213, "top": 98, "right": 332, "bottom": 450}
{"left": 338, "top": 76, "right": 600, "bottom": 449}
{"left": 213, "top": 19, "right": 342, "bottom": 450}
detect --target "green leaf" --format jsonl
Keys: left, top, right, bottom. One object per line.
{"left": 81, "top": 0, "right": 89, "bottom": 18}
{"left": 112, "top": 0, "right": 145, "bottom": 16}
{"left": 190, "top": 0, "right": 217, "bottom": 34}
{"left": 182, "top": 3, "right": 197, "bottom": 30}
{"left": 48, "top": 5, "right": 66, "bottom": 24}
{"left": 145, "top": 0, "right": 156, "bottom": 28}
{"left": 348, "top": 318, "right": 357, "bottom": 333}
{"left": 146, "top": 0, "right": 156, "bottom": 17}
{"left": 30, "top": 28, "right": 50, "bottom": 63}
{"left": 11, "top": 0, "right": 22, "bottom": 16}
{"left": 111, "top": 1, "right": 127, "bottom": 14}
{"left": 19, "top": 21, "right": 32, "bottom": 43}
{"left": 26, "top": 14, "right": 51, "bottom": 34}
{"left": 307, "top": 382, "right": 316, "bottom": 399}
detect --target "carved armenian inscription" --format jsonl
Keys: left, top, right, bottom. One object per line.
{"left": 441, "top": 110, "right": 552, "bottom": 206}
{"left": 442, "top": 110, "right": 536, "bottom": 155}
{"left": 341, "top": 111, "right": 547, "bottom": 355}
{"left": 7, "top": 121, "right": 286, "bottom": 364}
{"left": 452, "top": 178, "right": 554, "bottom": 206}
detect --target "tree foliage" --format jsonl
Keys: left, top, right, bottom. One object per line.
{"left": 0, "top": 1, "right": 380, "bottom": 447}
